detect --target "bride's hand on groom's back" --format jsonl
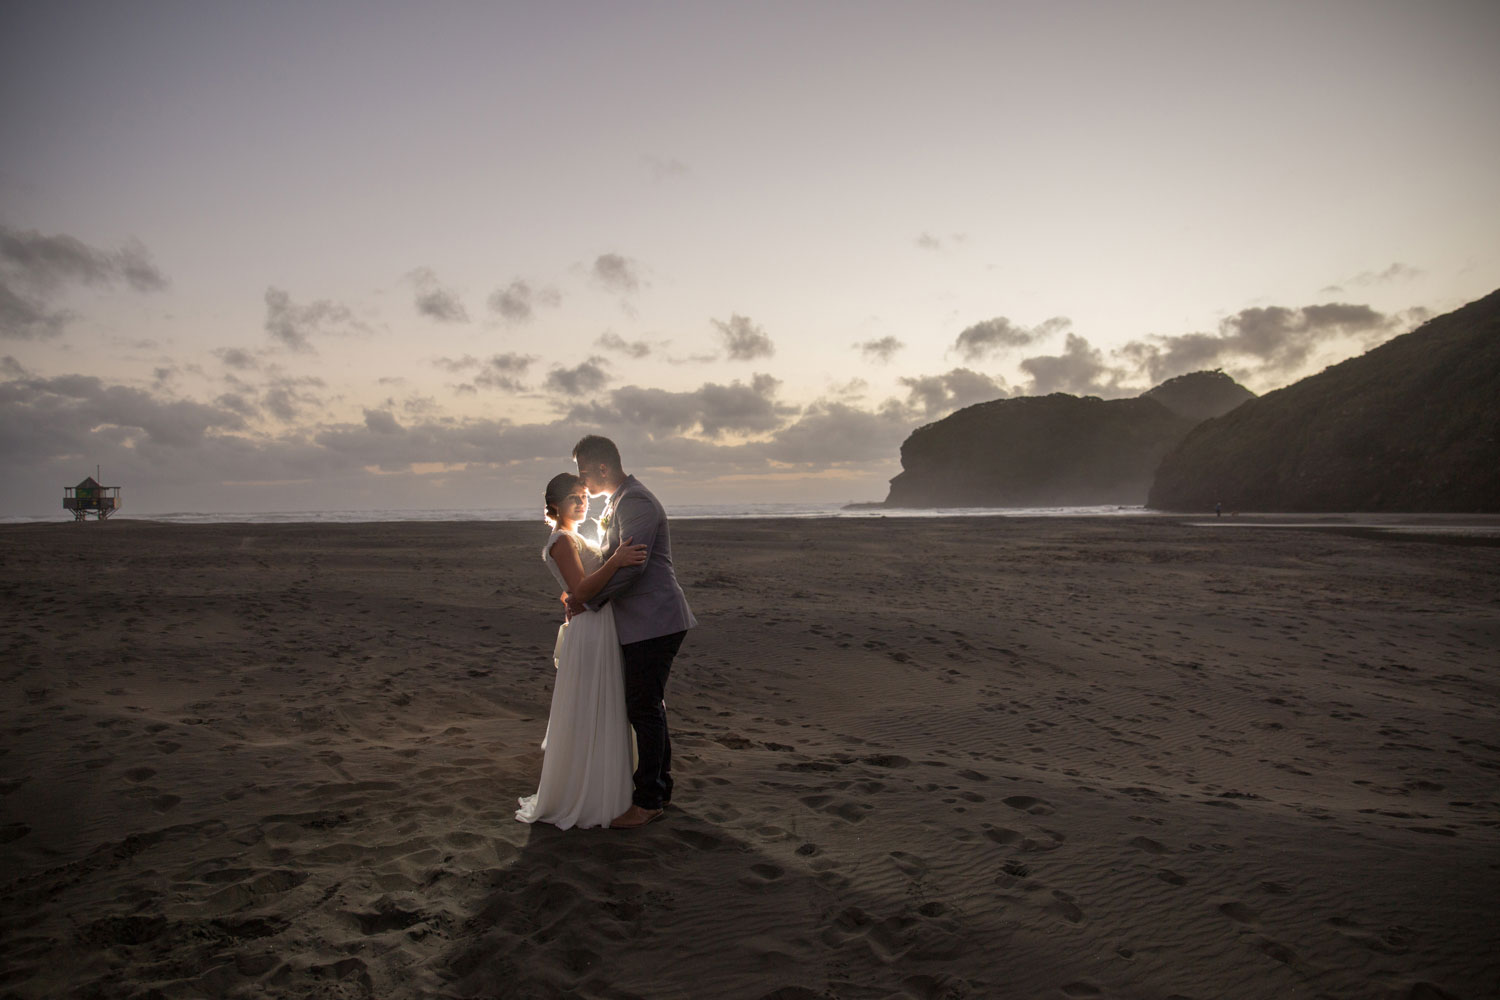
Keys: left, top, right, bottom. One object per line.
{"left": 610, "top": 536, "right": 648, "bottom": 568}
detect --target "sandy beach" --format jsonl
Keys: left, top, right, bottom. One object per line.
{"left": 2, "top": 516, "right": 1497, "bottom": 1000}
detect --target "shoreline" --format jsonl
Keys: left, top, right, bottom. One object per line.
{"left": 8, "top": 509, "right": 1500, "bottom": 547}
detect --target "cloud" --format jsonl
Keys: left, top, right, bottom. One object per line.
{"left": 409, "top": 267, "right": 469, "bottom": 323}
{"left": 897, "top": 368, "right": 1008, "bottom": 418}
{"left": 914, "top": 232, "right": 966, "bottom": 252}
{"left": 475, "top": 352, "right": 537, "bottom": 392}
{"left": 113, "top": 242, "right": 168, "bottom": 292}
{"left": 488, "top": 279, "right": 560, "bottom": 323}
{"left": 827, "top": 377, "right": 869, "bottom": 399}
{"left": 592, "top": 254, "right": 641, "bottom": 295}
{"left": 1117, "top": 302, "right": 1399, "bottom": 383}
{"left": 761, "top": 399, "right": 911, "bottom": 464}
{"left": 1, "top": 355, "right": 27, "bottom": 378}
{"left": 0, "top": 226, "right": 167, "bottom": 293}
{"left": 397, "top": 394, "right": 441, "bottom": 418}
{"left": 0, "top": 374, "right": 245, "bottom": 457}
{"left": 0, "top": 226, "right": 168, "bottom": 339}
{"left": 0, "top": 367, "right": 902, "bottom": 512}
{"left": 305, "top": 414, "right": 587, "bottom": 477}
{"left": 952, "top": 316, "right": 1069, "bottom": 362}
{"left": 1323, "top": 262, "right": 1424, "bottom": 293}
{"left": 214, "top": 392, "right": 258, "bottom": 418}
{"left": 260, "top": 375, "right": 327, "bottom": 423}
{"left": 856, "top": 336, "right": 905, "bottom": 363}
{"left": 432, "top": 355, "right": 480, "bottom": 374}
{"left": 1018, "top": 333, "right": 1127, "bottom": 397}
{"left": 713, "top": 314, "right": 775, "bottom": 361}
{"left": 0, "top": 280, "right": 67, "bottom": 340}
{"left": 644, "top": 154, "right": 689, "bottom": 181}
{"left": 263, "top": 287, "right": 362, "bottom": 352}
{"left": 364, "top": 409, "right": 403, "bottom": 435}
{"left": 595, "top": 331, "right": 652, "bottom": 359}
{"left": 571, "top": 373, "right": 794, "bottom": 439}
{"left": 544, "top": 356, "right": 611, "bottom": 396}
{"left": 216, "top": 347, "right": 259, "bottom": 370}
{"left": 433, "top": 352, "right": 535, "bottom": 391}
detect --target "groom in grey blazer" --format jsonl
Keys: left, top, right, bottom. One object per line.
{"left": 571, "top": 435, "right": 696, "bottom": 829}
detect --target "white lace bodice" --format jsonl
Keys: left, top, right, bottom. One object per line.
{"left": 542, "top": 528, "right": 603, "bottom": 592}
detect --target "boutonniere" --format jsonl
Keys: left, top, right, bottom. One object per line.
{"left": 598, "top": 510, "right": 613, "bottom": 533}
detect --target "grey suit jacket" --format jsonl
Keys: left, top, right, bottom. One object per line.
{"left": 587, "top": 476, "right": 697, "bottom": 645}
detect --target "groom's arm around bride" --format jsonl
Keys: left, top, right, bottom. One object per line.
{"left": 571, "top": 435, "right": 696, "bottom": 829}
{"left": 584, "top": 479, "right": 669, "bottom": 622}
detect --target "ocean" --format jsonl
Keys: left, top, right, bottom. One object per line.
{"left": 2, "top": 503, "right": 1154, "bottom": 525}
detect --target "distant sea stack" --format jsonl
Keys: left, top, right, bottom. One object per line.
{"left": 1149, "top": 288, "right": 1500, "bottom": 512}
{"left": 884, "top": 371, "right": 1254, "bottom": 507}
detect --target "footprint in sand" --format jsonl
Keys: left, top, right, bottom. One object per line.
{"left": 739, "top": 863, "right": 784, "bottom": 888}
{"left": 1218, "top": 901, "right": 1260, "bottom": 924}
{"left": 671, "top": 828, "right": 729, "bottom": 851}
{"left": 798, "top": 794, "right": 872, "bottom": 823}
{"left": 888, "top": 851, "right": 927, "bottom": 878}
{"left": 205, "top": 869, "right": 311, "bottom": 910}
{"left": 1003, "top": 795, "right": 1053, "bottom": 815}
{"left": 755, "top": 988, "right": 824, "bottom": 1000}
{"left": 1126, "top": 835, "right": 1170, "bottom": 854}
{"left": 348, "top": 902, "right": 431, "bottom": 935}
{"left": 1327, "top": 915, "right": 1412, "bottom": 955}
{"left": 1047, "top": 890, "right": 1084, "bottom": 923}
{"left": 861, "top": 754, "right": 910, "bottom": 769}
{"left": 1257, "top": 938, "right": 1297, "bottom": 966}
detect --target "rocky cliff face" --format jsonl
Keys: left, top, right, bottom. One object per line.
{"left": 1149, "top": 288, "right": 1500, "bottom": 512}
{"left": 884, "top": 370, "right": 1255, "bottom": 508}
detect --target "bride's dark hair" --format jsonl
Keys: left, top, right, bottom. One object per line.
{"left": 543, "top": 472, "right": 583, "bottom": 528}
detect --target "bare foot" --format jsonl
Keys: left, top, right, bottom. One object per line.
{"left": 610, "top": 805, "right": 664, "bottom": 829}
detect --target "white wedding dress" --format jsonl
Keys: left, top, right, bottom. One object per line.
{"left": 516, "top": 528, "right": 634, "bottom": 830}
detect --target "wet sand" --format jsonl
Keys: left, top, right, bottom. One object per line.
{"left": 2, "top": 517, "right": 1498, "bottom": 999}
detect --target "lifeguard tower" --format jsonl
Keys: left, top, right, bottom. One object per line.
{"left": 64, "top": 474, "right": 121, "bottom": 521}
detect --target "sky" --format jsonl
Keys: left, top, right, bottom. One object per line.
{"left": 2, "top": 0, "right": 1497, "bottom": 516}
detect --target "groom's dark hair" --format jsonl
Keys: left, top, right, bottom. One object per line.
{"left": 572, "top": 434, "right": 623, "bottom": 473}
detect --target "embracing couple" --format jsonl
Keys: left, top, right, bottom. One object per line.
{"left": 516, "top": 435, "right": 696, "bottom": 831}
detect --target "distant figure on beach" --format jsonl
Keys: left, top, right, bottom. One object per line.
{"left": 1215, "top": 500, "right": 1222, "bottom": 518}
{"left": 570, "top": 435, "right": 697, "bottom": 829}
{"left": 516, "top": 473, "right": 647, "bottom": 829}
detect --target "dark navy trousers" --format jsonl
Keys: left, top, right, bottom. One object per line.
{"left": 621, "top": 630, "right": 686, "bottom": 810}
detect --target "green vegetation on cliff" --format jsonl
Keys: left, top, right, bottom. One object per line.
{"left": 1149, "top": 288, "right": 1500, "bottom": 512}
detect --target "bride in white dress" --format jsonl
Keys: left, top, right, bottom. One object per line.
{"left": 516, "top": 473, "right": 647, "bottom": 830}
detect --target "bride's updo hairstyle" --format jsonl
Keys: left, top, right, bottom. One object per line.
{"left": 543, "top": 472, "right": 582, "bottom": 528}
